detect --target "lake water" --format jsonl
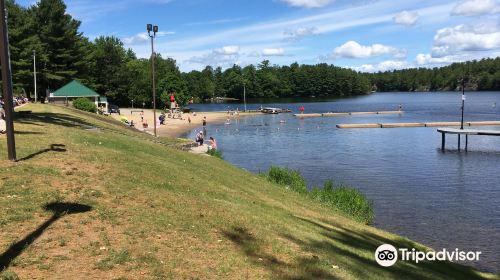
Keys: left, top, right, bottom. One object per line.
{"left": 184, "top": 92, "right": 500, "bottom": 273}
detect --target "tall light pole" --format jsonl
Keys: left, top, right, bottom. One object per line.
{"left": 460, "top": 75, "right": 466, "bottom": 130}
{"left": 147, "top": 24, "right": 158, "bottom": 137}
{"left": 0, "top": 0, "right": 16, "bottom": 161}
{"left": 243, "top": 82, "right": 247, "bottom": 112}
{"left": 33, "top": 50, "right": 37, "bottom": 102}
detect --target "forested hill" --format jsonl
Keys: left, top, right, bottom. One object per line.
{"left": 5, "top": 0, "right": 498, "bottom": 107}
{"left": 5, "top": 0, "right": 370, "bottom": 107}
{"left": 184, "top": 62, "right": 371, "bottom": 101}
{"left": 364, "top": 57, "right": 500, "bottom": 92}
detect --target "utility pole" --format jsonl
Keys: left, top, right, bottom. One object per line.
{"left": 0, "top": 0, "right": 17, "bottom": 161}
{"left": 243, "top": 82, "right": 247, "bottom": 112}
{"left": 33, "top": 50, "right": 37, "bottom": 102}
{"left": 460, "top": 75, "right": 465, "bottom": 130}
{"left": 147, "top": 24, "right": 158, "bottom": 137}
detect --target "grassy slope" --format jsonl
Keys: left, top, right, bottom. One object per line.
{"left": 0, "top": 104, "right": 497, "bottom": 280}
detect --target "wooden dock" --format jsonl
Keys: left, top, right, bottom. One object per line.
{"left": 294, "top": 111, "right": 402, "bottom": 118}
{"left": 437, "top": 128, "right": 500, "bottom": 151}
{"left": 337, "top": 121, "right": 500, "bottom": 129}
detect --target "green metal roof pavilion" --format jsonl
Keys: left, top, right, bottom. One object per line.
{"left": 52, "top": 80, "right": 99, "bottom": 97}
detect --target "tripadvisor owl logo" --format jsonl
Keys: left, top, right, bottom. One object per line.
{"left": 374, "top": 244, "right": 482, "bottom": 267}
{"left": 375, "top": 244, "right": 398, "bottom": 267}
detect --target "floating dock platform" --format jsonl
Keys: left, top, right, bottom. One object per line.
{"left": 337, "top": 121, "right": 500, "bottom": 129}
{"left": 438, "top": 127, "right": 500, "bottom": 151}
{"left": 294, "top": 111, "right": 402, "bottom": 118}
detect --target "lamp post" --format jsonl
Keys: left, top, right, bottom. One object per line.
{"left": 457, "top": 65, "right": 467, "bottom": 150}
{"left": 460, "top": 74, "right": 466, "bottom": 130}
{"left": 0, "top": 0, "right": 16, "bottom": 161}
{"left": 147, "top": 24, "right": 158, "bottom": 137}
{"left": 243, "top": 81, "right": 247, "bottom": 112}
{"left": 33, "top": 50, "right": 37, "bottom": 103}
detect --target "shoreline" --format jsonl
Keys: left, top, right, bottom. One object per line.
{"left": 111, "top": 108, "right": 261, "bottom": 139}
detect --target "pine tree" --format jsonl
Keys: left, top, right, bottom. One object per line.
{"left": 33, "top": 0, "right": 90, "bottom": 97}
{"left": 6, "top": 0, "right": 41, "bottom": 97}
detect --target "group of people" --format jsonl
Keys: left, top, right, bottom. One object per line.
{"left": 0, "top": 96, "right": 29, "bottom": 134}
{"left": 194, "top": 116, "right": 217, "bottom": 150}
{"left": 0, "top": 104, "right": 6, "bottom": 134}
{"left": 195, "top": 131, "right": 217, "bottom": 150}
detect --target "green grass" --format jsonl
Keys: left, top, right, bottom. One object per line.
{"left": 266, "top": 167, "right": 374, "bottom": 224}
{"left": 206, "top": 148, "right": 224, "bottom": 159}
{"left": 0, "top": 104, "right": 497, "bottom": 279}
{"left": 310, "top": 180, "right": 374, "bottom": 224}
{"left": 267, "top": 166, "right": 308, "bottom": 194}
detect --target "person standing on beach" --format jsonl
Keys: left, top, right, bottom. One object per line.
{"left": 170, "top": 94, "right": 176, "bottom": 109}
{"left": 202, "top": 116, "right": 207, "bottom": 127}
{"left": 188, "top": 115, "right": 191, "bottom": 124}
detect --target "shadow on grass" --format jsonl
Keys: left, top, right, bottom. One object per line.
{"left": 284, "top": 216, "right": 490, "bottom": 280}
{"left": 15, "top": 112, "right": 97, "bottom": 129}
{"left": 18, "top": 144, "right": 66, "bottom": 162}
{"left": 0, "top": 202, "right": 92, "bottom": 272}
{"left": 14, "top": 131, "right": 45, "bottom": 135}
{"left": 222, "top": 226, "right": 338, "bottom": 279}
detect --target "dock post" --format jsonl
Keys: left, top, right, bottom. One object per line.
{"left": 465, "top": 135, "right": 468, "bottom": 151}
{"left": 458, "top": 135, "right": 461, "bottom": 151}
{"left": 441, "top": 132, "right": 445, "bottom": 150}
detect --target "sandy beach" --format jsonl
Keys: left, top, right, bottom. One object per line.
{"left": 111, "top": 108, "right": 260, "bottom": 138}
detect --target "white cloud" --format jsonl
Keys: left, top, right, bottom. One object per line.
{"left": 332, "top": 41, "right": 406, "bottom": 59}
{"left": 284, "top": 27, "right": 318, "bottom": 41}
{"left": 431, "top": 23, "right": 500, "bottom": 57}
{"left": 185, "top": 46, "right": 241, "bottom": 67}
{"left": 451, "top": 0, "right": 500, "bottom": 16}
{"left": 415, "top": 54, "right": 461, "bottom": 65}
{"left": 279, "top": 0, "right": 333, "bottom": 8}
{"left": 262, "top": 48, "right": 285, "bottom": 56}
{"left": 393, "top": 11, "right": 419, "bottom": 26}
{"left": 214, "top": 45, "right": 241, "bottom": 55}
{"left": 353, "top": 60, "right": 409, "bottom": 72}
{"left": 123, "top": 31, "right": 175, "bottom": 45}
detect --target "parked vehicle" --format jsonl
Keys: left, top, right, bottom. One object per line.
{"left": 109, "top": 104, "right": 120, "bottom": 115}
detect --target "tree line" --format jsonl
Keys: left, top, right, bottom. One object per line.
{"left": 364, "top": 58, "right": 500, "bottom": 92}
{"left": 3, "top": 0, "right": 371, "bottom": 107}
{"left": 3, "top": 0, "right": 499, "bottom": 108}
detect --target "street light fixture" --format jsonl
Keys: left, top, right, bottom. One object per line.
{"left": 147, "top": 23, "right": 158, "bottom": 137}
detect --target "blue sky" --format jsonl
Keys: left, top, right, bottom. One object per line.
{"left": 18, "top": 0, "right": 500, "bottom": 72}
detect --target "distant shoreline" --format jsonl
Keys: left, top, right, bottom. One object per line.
{"left": 111, "top": 108, "right": 261, "bottom": 139}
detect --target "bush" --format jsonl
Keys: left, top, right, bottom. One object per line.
{"left": 267, "top": 166, "right": 308, "bottom": 194}
{"left": 73, "top": 97, "right": 97, "bottom": 113}
{"left": 266, "top": 167, "right": 374, "bottom": 224}
{"left": 207, "top": 148, "right": 224, "bottom": 159}
{"left": 310, "top": 180, "right": 374, "bottom": 224}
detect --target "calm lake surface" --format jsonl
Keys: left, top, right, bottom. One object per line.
{"left": 185, "top": 92, "right": 500, "bottom": 273}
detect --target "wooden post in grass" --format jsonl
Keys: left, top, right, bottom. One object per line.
{"left": 0, "top": 0, "right": 16, "bottom": 161}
